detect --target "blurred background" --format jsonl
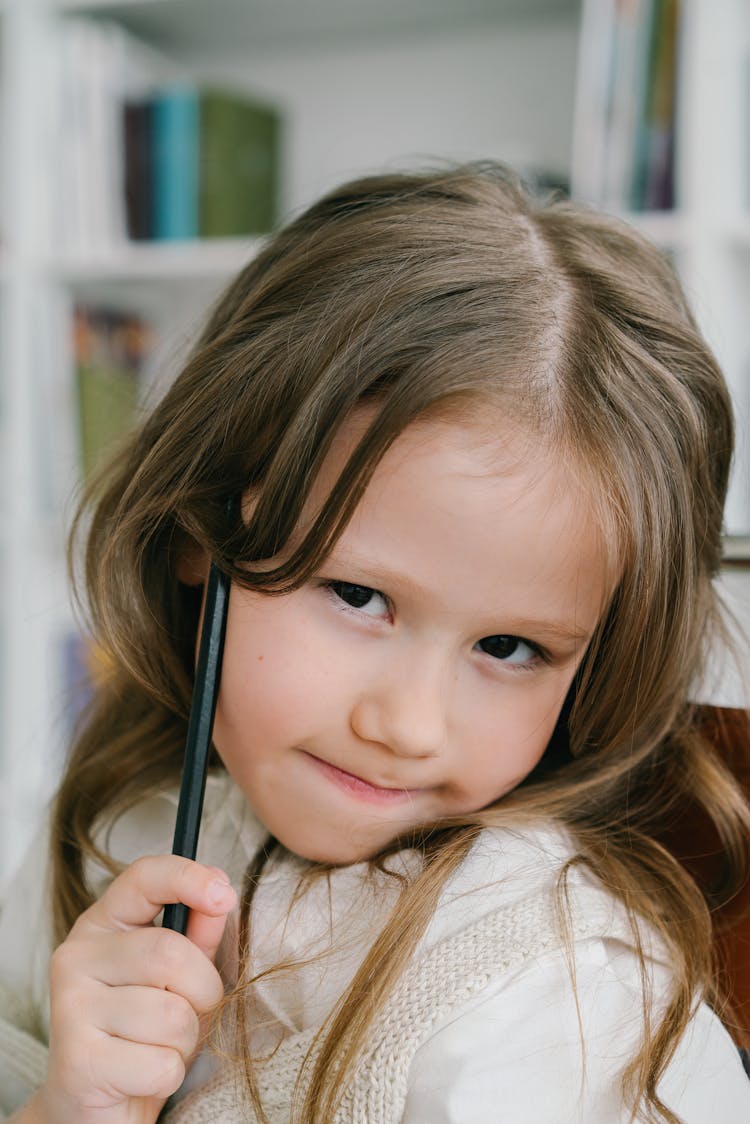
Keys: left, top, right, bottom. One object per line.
{"left": 0, "top": 0, "right": 749, "bottom": 889}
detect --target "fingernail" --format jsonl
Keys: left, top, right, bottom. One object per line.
{"left": 207, "top": 878, "right": 237, "bottom": 908}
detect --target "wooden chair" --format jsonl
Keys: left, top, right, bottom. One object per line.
{"left": 657, "top": 705, "right": 750, "bottom": 1047}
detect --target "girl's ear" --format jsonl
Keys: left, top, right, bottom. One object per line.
{"left": 177, "top": 540, "right": 210, "bottom": 587}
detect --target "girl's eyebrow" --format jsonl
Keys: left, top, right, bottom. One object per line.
{"left": 510, "top": 619, "right": 593, "bottom": 644}
{"left": 322, "top": 555, "right": 595, "bottom": 644}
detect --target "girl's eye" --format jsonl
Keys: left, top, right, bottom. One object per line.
{"left": 477, "top": 635, "right": 537, "bottom": 665}
{"left": 328, "top": 581, "right": 389, "bottom": 618}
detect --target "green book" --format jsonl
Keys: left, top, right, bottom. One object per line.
{"left": 200, "top": 88, "right": 281, "bottom": 237}
{"left": 75, "top": 306, "right": 150, "bottom": 480}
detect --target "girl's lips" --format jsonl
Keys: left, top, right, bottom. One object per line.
{"left": 303, "top": 752, "right": 421, "bottom": 804}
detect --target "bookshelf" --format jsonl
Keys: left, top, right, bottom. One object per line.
{"left": 0, "top": 0, "right": 748, "bottom": 889}
{"left": 573, "top": 0, "right": 750, "bottom": 535}
{"left": 54, "top": 236, "right": 264, "bottom": 281}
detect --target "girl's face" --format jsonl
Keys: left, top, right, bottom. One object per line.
{"left": 211, "top": 411, "right": 612, "bottom": 863}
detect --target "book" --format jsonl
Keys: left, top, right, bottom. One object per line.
{"left": 56, "top": 18, "right": 179, "bottom": 253}
{"left": 200, "top": 88, "right": 281, "bottom": 236}
{"left": 130, "top": 84, "right": 281, "bottom": 241}
{"left": 572, "top": 0, "right": 681, "bottom": 213}
{"left": 570, "top": 0, "right": 618, "bottom": 205}
{"left": 153, "top": 85, "right": 201, "bottom": 240}
{"left": 602, "top": 0, "right": 652, "bottom": 212}
{"left": 638, "top": 0, "right": 680, "bottom": 210}
{"left": 50, "top": 17, "right": 281, "bottom": 249}
{"left": 73, "top": 305, "right": 153, "bottom": 480}
{"left": 624, "top": 0, "right": 660, "bottom": 211}
{"left": 124, "top": 99, "right": 155, "bottom": 239}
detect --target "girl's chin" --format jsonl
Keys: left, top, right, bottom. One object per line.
{"left": 274, "top": 826, "right": 400, "bottom": 866}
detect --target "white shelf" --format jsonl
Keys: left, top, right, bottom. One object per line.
{"left": 617, "top": 210, "right": 750, "bottom": 259}
{"left": 52, "top": 236, "right": 264, "bottom": 282}
{"left": 56, "top": 0, "right": 172, "bottom": 8}
{"left": 618, "top": 209, "right": 691, "bottom": 253}
{"left": 56, "top": 0, "right": 580, "bottom": 53}
{"left": 724, "top": 535, "right": 750, "bottom": 564}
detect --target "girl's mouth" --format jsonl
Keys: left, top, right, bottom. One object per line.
{"left": 303, "top": 752, "right": 422, "bottom": 804}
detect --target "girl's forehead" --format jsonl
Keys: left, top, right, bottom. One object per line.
{"left": 312, "top": 406, "right": 620, "bottom": 576}
{"left": 319, "top": 404, "right": 575, "bottom": 497}
{"left": 306, "top": 407, "right": 616, "bottom": 629}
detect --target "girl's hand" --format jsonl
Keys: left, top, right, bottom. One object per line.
{"left": 29, "top": 855, "right": 237, "bottom": 1124}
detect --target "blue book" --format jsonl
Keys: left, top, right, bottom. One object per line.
{"left": 153, "top": 85, "right": 199, "bottom": 240}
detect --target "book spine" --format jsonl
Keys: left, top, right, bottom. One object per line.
{"left": 123, "top": 100, "right": 154, "bottom": 239}
{"left": 153, "top": 85, "right": 199, "bottom": 240}
{"left": 603, "top": 0, "right": 652, "bottom": 212}
{"left": 74, "top": 305, "right": 151, "bottom": 480}
{"left": 570, "top": 0, "right": 619, "bottom": 205}
{"left": 642, "top": 0, "right": 680, "bottom": 210}
{"left": 200, "top": 89, "right": 281, "bottom": 237}
{"left": 629, "top": 0, "right": 662, "bottom": 210}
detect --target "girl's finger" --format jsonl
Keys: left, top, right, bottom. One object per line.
{"left": 78, "top": 854, "right": 236, "bottom": 934}
{"left": 90, "top": 984, "right": 201, "bottom": 1063}
{"left": 185, "top": 889, "right": 235, "bottom": 963}
{"left": 83, "top": 1035, "right": 187, "bottom": 1102}
{"left": 53, "top": 926, "right": 226, "bottom": 1012}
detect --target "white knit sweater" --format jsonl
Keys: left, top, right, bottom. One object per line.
{"left": 164, "top": 880, "right": 632, "bottom": 1123}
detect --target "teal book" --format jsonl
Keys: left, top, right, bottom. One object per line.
{"left": 200, "top": 88, "right": 281, "bottom": 236}
{"left": 153, "top": 85, "right": 200, "bottom": 240}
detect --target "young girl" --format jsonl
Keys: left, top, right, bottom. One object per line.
{"left": 1, "top": 164, "right": 749, "bottom": 1123}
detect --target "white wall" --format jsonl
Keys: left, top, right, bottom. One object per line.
{"left": 189, "top": 19, "right": 580, "bottom": 216}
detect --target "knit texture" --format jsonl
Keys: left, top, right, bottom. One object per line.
{"left": 0, "top": 981, "right": 49, "bottom": 1116}
{"left": 163, "top": 879, "right": 634, "bottom": 1123}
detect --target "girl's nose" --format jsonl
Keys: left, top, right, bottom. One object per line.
{"left": 349, "top": 654, "right": 447, "bottom": 759}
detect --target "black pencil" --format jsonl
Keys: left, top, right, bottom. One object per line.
{"left": 162, "top": 560, "right": 230, "bottom": 934}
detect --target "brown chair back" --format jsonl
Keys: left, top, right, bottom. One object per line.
{"left": 657, "top": 706, "right": 750, "bottom": 1046}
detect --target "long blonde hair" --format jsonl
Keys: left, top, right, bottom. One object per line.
{"left": 56, "top": 164, "right": 749, "bottom": 1122}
